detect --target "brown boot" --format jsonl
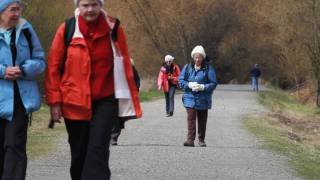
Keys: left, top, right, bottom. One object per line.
{"left": 183, "top": 141, "right": 194, "bottom": 147}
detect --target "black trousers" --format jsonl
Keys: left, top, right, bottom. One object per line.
{"left": 0, "top": 88, "right": 28, "bottom": 180}
{"left": 65, "top": 96, "right": 118, "bottom": 180}
{"left": 111, "top": 118, "right": 125, "bottom": 143}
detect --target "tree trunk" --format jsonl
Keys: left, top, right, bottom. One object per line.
{"left": 317, "top": 79, "right": 320, "bottom": 107}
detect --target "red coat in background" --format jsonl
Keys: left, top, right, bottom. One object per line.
{"left": 157, "top": 63, "right": 181, "bottom": 92}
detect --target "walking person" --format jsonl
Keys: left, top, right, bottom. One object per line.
{"left": 250, "top": 64, "right": 261, "bottom": 91}
{"left": 0, "top": 0, "right": 46, "bottom": 179}
{"left": 157, "top": 55, "right": 180, "bottom": 117}
{"left": 178, "top": 45, "right": 217, "bottom": 147}
{"left": 111, "top": 58, "right": 140, "bottom": 146}
{"left": 45, "top": 0, "right": 142, "bottom": 179}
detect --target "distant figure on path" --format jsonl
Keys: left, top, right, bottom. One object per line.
{"left": 178, "top": 45, "right": 217, "bottom": 147}
{"left": 45, "top": 0, "right": 142, "bottom": 179}
{"left": 157, "top": 55, "right": 181, "bottom": 117}
{"left": 0, "top": 0, "right": 46, "bottom": 179}
{"left": 250, "top": 64, "right": 261, "bottom": 91}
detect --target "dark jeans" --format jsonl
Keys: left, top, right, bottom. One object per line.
{"left": 186, "top": 108, "right": 208, "bottom": 142}
{"left": 251, "top": 77, "right": 259, "bottom": 91}
{"left": 164, "top": 86, "right": 176, "bottom": 115}
{"left": 0, "top": 90, "right": 28, "bottom": 180}
{"left": 65, "top": 96, "right": 118, "bottom": 180}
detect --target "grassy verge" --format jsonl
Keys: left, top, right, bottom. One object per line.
{"left": 244, "top": 88, "right": 320, "bottom": 180}
{"left": 139, "top": 89, "right": 164, "bottom": 102}
{"left": 27, "top": 104, "right": 65, "bottom": 160}
{"left": 28, "top": 90, "right": 164, "bottom": 159}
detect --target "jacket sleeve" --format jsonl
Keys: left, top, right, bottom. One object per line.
{"left": 204, "top": 65, "right": 218, "bottom": 93}
{"left": 20, "top": 25, "right": 46, "bottom": 80}
{"left": 45, "top": 23, "right": 66, "bottom": 105}
{"left": 0, "top": 64, "right": 7, "bottom": 79}
{"left": 157, "top": 68, "right": 163, "bottom": 87}
{"left": 178, "top": 64, "right": 189, "bottom": 90}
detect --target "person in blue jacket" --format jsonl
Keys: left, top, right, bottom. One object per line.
{"left": 0, "top": 0, "right": 46, "bottom": 179}
{"left": 178, "top": 45, "right": 217, "bottom": 147}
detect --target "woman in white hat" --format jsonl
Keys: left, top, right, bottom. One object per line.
{"left": 178, "top": 45, "right": 217, "bottom": 147}
{"left": 157, "top": 55, "right": 181, "bottom": 117}
{"left": 45, "top": 0, "right": 142, "bottom": 179}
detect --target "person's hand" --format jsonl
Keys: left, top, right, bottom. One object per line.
{"left": 50, "top": 104, "right": 62, "bottom": 123}
{"left": 188, "top": 82, "right": 198, "bottom": 89}
{"left": 192, "top": 84, "right": 205, "bottom": 92}
{"left": 5, "top": 66, "right": 22, "bottom": 80}
{"left": 158, "top": 85, "right": 162, "bottom": 90}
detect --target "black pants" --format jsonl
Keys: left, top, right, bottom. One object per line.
{"left": 0, "top": 89, "right": 28, "bottom": 180}
{"left": 111, "top": 118, "right": 125, "bottom": 143}
{"left": 65, "top": 96, "right": 118, "bottom": 180}
{"left": 164, "top": 86, "right": 176, "bottom": 115}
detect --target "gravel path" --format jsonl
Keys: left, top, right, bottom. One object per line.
{"left": 27, "top": 85, "right": 302, "bottom": 180}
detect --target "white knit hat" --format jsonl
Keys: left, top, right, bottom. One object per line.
{"left": 165, "top": 55, "right": 174, "bottom": 62}
{"left": 191, "top": 45, "right": 206, "bottom": 59}
{"left": 74, "top": 0, "right": 104, "bottom": 6}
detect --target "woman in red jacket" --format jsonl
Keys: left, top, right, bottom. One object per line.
{"left": 157, "top": 55, "right": 181, "bottom": 117}
{"left": 45, "top": 0, "right": 142, "bottom": 179}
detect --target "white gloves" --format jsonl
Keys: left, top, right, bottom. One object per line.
{"left": 188, "top": 82, "right": 205, "bottom": 92}
{"left": 188, "top": 82, "right": 198, "bottom": 89}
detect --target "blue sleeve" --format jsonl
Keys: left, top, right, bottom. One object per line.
{"left": 178, "top": 64, "right": 189, "bottom": 90}
{"left": 0, "top": 64, "right": 7, "bottom": 79}
{"left": 20, "top": 25, "right": 46, "bottom": 80}
{"left": 204, "top": 65, "right": 218, "bottom": 93}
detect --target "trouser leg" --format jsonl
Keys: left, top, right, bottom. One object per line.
{"left": 64, "top": 119, "right": 90, "bottom": 180}
{"left": 164, "top": 92, "right": 169, "bottom": 114}
{"left": 168, "top": 86, "right": 176, "bottom": 115}
{"left": 197, "top": 110, "right": 208, "bottom": 142}
{"left": 81, "top": 96, "right": 118, "bottom": 180}
{"left": 186, "top": 108, "right": 197, "bottom": 142}
{"left": 0, "top": 120, "right": 6, "bottom": 179}
{"left": 2, "top": 94, "right": 28, "bottom": 180}
{"left": 111, "top": 118, "right": 122, "bottom": 143}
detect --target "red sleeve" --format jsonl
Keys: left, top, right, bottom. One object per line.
{"left": 45, "top": 23, "right": 66, "bottom": 105}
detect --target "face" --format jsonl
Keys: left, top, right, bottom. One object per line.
{"left": 165, "top": 60, "right": 172, "bottom": 66}
{"left": 0, "top": 3, "right": 22, "bottom": 29}
{"left": 78, "top": 0, "right": 102, "bottom": 22}
{"left": 193, "top": 53, "right": 204, "bottom": 66}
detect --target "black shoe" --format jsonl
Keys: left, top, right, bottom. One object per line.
{"left": 183, "top": 141, "right": 194, "bottom": 147}
{"left": 166, "top": 113, "right": 170, "bottom": 117}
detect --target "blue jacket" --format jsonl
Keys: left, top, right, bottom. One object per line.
{"left": 0, "top": 18, "right": 46, "bottom": 121}
{"left": 178, "top": 63, "right": 217, "bottom": 110}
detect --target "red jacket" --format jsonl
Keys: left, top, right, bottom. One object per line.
{"left": 45, "top": 12, "right": 142, "bottom": 120}
{"left": 157, "top": 63, "right": 180, "bottom": 92}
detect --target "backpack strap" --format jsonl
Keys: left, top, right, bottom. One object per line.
{"left": 111, "top": 18, "right": 120, "bottom": 42}
{"left": 60, "top": 17, "right": 76, "bottom": 75}
{"left": 22, "top": 29, "right": 33, "bottom": 57}
{"left": 184, "top": 63, "right": 191, "bottom": 81}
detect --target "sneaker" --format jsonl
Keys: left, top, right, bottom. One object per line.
{"left": 198, "top": 141, "right": 206, "bottom": 147}
{"left": 183, "top": 141, "right": 194, "bottom": 147}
